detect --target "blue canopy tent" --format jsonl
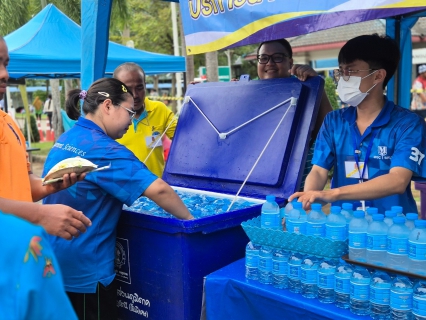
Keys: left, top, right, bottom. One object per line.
{"left": 5, "top": 4, "right": 186, "bottom": 80}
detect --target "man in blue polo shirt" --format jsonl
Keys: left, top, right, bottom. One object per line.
{"left": 289, "top": 34, "right": 426, "bottom": 214}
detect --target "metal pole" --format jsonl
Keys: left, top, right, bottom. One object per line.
{"left": 171, "top": 2, "right": 182, "bottom": 113}
{"left": 394, "top": 16, "right": 401, "bottom": 105}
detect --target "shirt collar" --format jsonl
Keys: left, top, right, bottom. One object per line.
{"left": 75, "top": 116, "right": 105, "bottom": 134}
{"left": 342, "top": 95, "right": 394, "bottom": 128}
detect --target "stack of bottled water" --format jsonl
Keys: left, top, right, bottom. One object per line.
{"left": 409, "top": 220, "right": 426, "bottom": 276}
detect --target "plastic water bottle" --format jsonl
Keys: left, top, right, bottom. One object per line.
{"left": 288, "top": 252, "right": 304, "bottom": 293}
{"left": 349, "top": 210, "right": 369, "bottom": 262}
{"left": 409, "top": 220, "right": 426, "bottom": 276}
{"left": 392, "top": 205, "right": 405, "bottom": 217}
{"left": 367, "top": 214, "right": 388, "bottom": 266}
{"left": 306, "top": 203, "right": 326, "bottom": 237}
{"left": 258, "top": 246, "right": 273, "bottom": 284}
{"left": 384, "top": 210, "right": 397, "bottom": 228}
{"left": 272, "top": 249, "right": 290, "bottom": 289}
{"left": 261, "top": 195, "right": 280, "bottom": 230}
{"left": 301, "top": 255, "right": 319, "bottom": 299}
{"left": 350, "top": 266, "right": 371, "bottom": 316}
{"left": 245, "top": 241, "right": 261, "bottom": 280}
{"left": 406, "top": 213, "right": 419, "bottom": 231}
{"left": 412, "top": 280, "right": 426, "bottom": 320}
{"left": 387, "top": 216, "right": 410, "bottom": 271}
{"left": 334, "top": 259, "right": 353, "bottom": 309}
{"left": 366, "top": 207, "right": 379, "bottom": 224}
{"left": 370, "top": 270, "right": 392, "bottom": 319}
{"left": 390, "top": 276, "right": 413, "bottom": 320}
{"left": 341, "top": 202, "right": 354, "bottom": 231}
{"left": 287, "top": 201, "right": 307, "bottom": 235}
{"left": 326, "top": 205, "right": 347, "bottom": 241}
{"left": 317, "top": 258, "right": 337, "bottom": 303}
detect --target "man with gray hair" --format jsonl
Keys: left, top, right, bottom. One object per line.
{"left": 114, "top": 62, "right": 177, "bottom": 177}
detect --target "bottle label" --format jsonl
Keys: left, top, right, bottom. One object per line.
{"left": 413, "top": 295, "right": 426, "bottom": 317}
{"left": 370, "top": 287, "right": 390, "bottom": 305}
{"left": 387, "top": 237, "right": 408, "bottom": 255}
{"left": 301, "top": 268, "right": 317, "bottom": 284}
{"left": 348, "top": 231, "right": 366, "bottom": 248}
{"left": 261, "top": 212, "right": 280, "bottom": 229}
{"left": 259, "top": 257, "right": 272, "bottom": 271}
{"left": 272, "top": 261, "right": 287, "bottom": 276}
{"left": 306, "top": 222, "right": 325, "bottom": 237}
{"left": 367, "top": 234, "right": 387, "bottom": 250}
{"left": 288, "top": 264, "right": 301, "bottom": 280}
{"left": 334, "top": 275, "right": 350, "bottom": 294}
{"left": 326, "top": 224, "right": 347, "bottom": 241}
{"left": 317, "top": 271, "right": 334, "bottom": 289}
{"left": 390, "top": 290, "right": 413, "bottom": 310}
{"left": 245, "top": 254, "right": 259, "bottom": 268}
{"left": 409, "top": 241, "right": 426, "bottom": 261}
{"left": 350, "top": 282, "right": 370, "bottom": 301}
{"left": 287, "top": 220, "right": 306, "bottom": 235}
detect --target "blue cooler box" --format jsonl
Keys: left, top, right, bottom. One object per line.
{"left": 115, "top": 76, "right": 324, "bottom": 320}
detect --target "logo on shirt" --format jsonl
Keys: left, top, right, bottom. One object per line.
{"left": 373, "top": 145, "right": 392, "bottom": 160}
{"left": 378, "top": 146, "right": 387, "bottom": 157}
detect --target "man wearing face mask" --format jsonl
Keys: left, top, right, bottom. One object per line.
{"left": 114, "top": 63, "right": 177, "bottom": 177}
{"left": 289, "top": 34, "right": 426, "bottom": 214}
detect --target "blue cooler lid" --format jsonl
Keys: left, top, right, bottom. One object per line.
{"left": 163, "top": 76, "right": 324, "bottom": 200}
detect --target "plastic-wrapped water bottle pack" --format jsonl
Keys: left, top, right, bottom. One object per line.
{"left": 124, "top": 188, "right": 260, "bottom": 219}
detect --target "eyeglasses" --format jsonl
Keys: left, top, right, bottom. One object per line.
{"left": 257, "top": 53, "right": 288, "bottom": 64}
{"left": 333, "top": 69, "right": 377, "bottom": 83}
{"left": 117, "top": 104, "right": 136, "bottom": 119}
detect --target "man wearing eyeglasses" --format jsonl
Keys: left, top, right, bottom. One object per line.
{"left": 290, "top": 34, "right": 426, "bottom": 215}
{"left": 114, "top": 62, "right": 177, "bottom": 177}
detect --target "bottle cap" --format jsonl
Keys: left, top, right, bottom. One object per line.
{"left": 293, "top": 201, "right": 302, "bottom": 209}
{"left": 414, "top": 220, "right": 426, "bottom": 228}
{"left": 391, "top": 206, "right": 403, "bottom": 214}
{"left": 354, "top": 210, "right": 365, "bottom": 218}
{"left": 406, "top": 213, "right": 419, "bottom": 221}
{"left": 266, "top": 195, "right": 276, "bottom": 202}
{"left": 342, "top": 203, "right": 353, "bottom": 210}
{"left": 330, "top": 206, "right": 341, "bottom": 214}
{"left": 393, "top": 216, "right": 406, "bottom": 224}
{"left": 372, "top": 214, "right": 384, "bottom": 221}
{"left": 367, "top": 207, "right": 378, "bottom": 214}
{"left": 311, "top": 203, "right": 322, "bottom": 210}
{"left": 385, "top": 210, "right": 396, "bottom": 217}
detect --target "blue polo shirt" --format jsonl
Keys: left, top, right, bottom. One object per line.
{"left": 313, "top": 97, "right": 426, "bottom": 214}
{"left": 43, "top": 117, "right": 158, "bottom": 293}
{"left": 0, "top": 212, "right": 77, "bottom": 319}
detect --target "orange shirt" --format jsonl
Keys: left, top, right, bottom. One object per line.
{"left": 0, "top": 110, "right": 32, "bottom": 201}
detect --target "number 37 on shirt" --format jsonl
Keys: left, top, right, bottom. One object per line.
{"left": 410, "top": 147, "right": 425, "bottom": 165}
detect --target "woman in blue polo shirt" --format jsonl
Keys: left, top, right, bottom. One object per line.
{"left": 290, "top": 34, "right": 426, "bottom": 214}
{"left": 43, "top": 78, "right": 193, "bottom": 320}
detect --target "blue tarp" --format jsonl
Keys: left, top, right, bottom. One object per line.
{"left": 5, "top": 4, "right": 186, "bottom": 80}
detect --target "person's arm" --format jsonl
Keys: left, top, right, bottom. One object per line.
{"left": 142, "top": 179, "right": 193, "bottom": 220}
{"left": 290, "top": 64, "right": 332, "bottom": 142}
{"left": 29, "top": 172, "right": 86, "bottom": 202}
{"left": 290, "top": 167, "right": 412, "bottom": 210}
{"left": 0, "top": 198, "right": 91, "bottom": 240}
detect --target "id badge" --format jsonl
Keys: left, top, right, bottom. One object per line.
{"left": 345, "top": 161, "right": 369, "bottom": 179}
{"left": 145, "top": 133, "right": 163, "bottom": 149}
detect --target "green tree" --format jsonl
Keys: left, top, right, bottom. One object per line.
{"left": 324, "top": 76, "right": 340, "bottom": 110}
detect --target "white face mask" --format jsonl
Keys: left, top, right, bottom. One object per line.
{"left": 337, "top": 70, "right": 378, "bottom": 106}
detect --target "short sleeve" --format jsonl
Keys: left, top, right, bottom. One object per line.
{"left": 164, "top": 107, "right": 177, "bottom": 139}
{"left": 390, "top": 114, "right": 426, "bottom": 177}
{"left": 312, "top": 113, "right": 335, "bottom": 171}
{"left": 85, "top": 144, "right": 158, "bottom": 206}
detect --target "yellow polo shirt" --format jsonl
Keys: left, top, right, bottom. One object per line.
{"left": 117, "top": 98, "right": 177, "bottom": 177}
